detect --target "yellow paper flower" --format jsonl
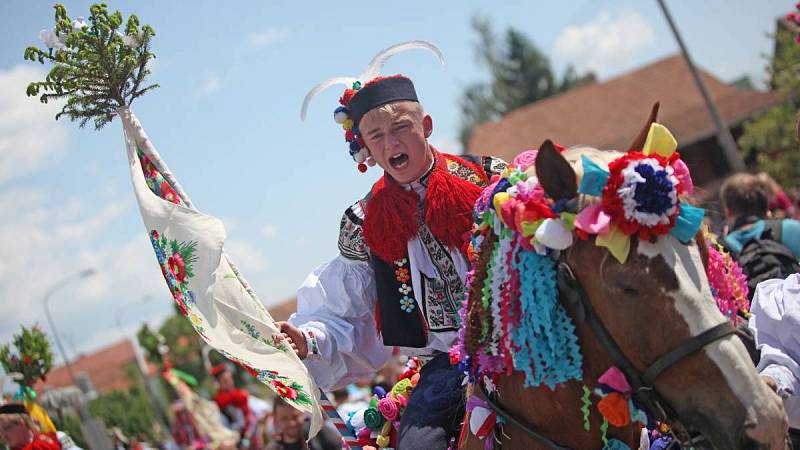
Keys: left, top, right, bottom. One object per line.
{"left": 642, "top": 123, "right": 677, "bottom": 158}
{"left": 596, "top": 224, "right": 631, "bottom": 263}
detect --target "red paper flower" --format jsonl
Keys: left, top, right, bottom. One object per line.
{"left": 597, "top": 392, "right": 631, "bottom": 427}
{"left": 601, "top": 152, "right": 683, "bottom": 240}
{"left": 339, "top": 89, "right": 356, "bottom": 106}
{"left": 23, "top": 355, "right": 31, "bottom": 365}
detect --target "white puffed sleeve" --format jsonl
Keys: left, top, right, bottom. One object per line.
{"left": 289, "top": 255, "right": 392, "bottom": 390}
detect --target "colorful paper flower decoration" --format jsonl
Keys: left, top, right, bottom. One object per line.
{"left": 575, "top": 123, "right": 704, "bottom": 263}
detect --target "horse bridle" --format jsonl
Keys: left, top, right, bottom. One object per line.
{"left": 478, "top": 257, "right": 737, "bottom": 450}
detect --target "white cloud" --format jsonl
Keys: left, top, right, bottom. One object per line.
{"left": 0, "top": 65, "right": 69, "bottom": 184}
{"left": 0, "top": 186, "right": 169, "bottom": 357}
{"left": 553, "top": 11, "right": 656, "bottom": 78}
{"left": 224, "top": 239, "right": 270, "bottom": 272}
{"left": 196, "top": 75, "right": 221, "bottom": 97}
{"left": 247, "top": 29, "right": 289, "bottom": 48}
{"left": 260, "top": 224, "right": 277, "bottom": 239}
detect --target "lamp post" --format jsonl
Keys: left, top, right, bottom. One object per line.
{"left": 112, "top": 294, "right": 171, "bottom": 429}
{"left": 42, "top": 268, "right": 96, "bottom": 419}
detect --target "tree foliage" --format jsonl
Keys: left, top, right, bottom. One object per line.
{"left": 89, "top": 386, "right": 157, "bottom": 441}
{"left": 459, "top": 17, "right": 596, "bottom": 147}
{"left": 0, "top": 325, "right": 54, "bottom": 390}
{"left": 23, "top": 3, "right": 158, "bottom": 129}
{"left": 738, "top": 22, "right": 800, "bottom": 189}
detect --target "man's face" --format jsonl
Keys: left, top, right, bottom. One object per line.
{"left": 217, "top": 371, "right": 234, "bottom": 391}
{"left": 359, "top": 101, "right": 434, "bottom": 184}
{"left": 273, "top": 405, "right": 304, "bottom": 441}
{"left": 0, "top": 417, "right": 31, "bottom": 449}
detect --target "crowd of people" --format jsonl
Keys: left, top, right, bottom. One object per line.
{"left": 717, "top": 171, "right": 800, "bottom": 446}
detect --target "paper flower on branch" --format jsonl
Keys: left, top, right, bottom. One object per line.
{"left": 0, "top": 325, "right": 54, "bottom": 392}
{"left": 575, "top": 123, "right": 704, "bottom": 263}
{"left": 24, "top": 3, "right": 158, "bottom": 129}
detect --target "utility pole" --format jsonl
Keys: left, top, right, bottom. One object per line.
{"left": 656, "top": 0, "right": 746, "bottom": 172}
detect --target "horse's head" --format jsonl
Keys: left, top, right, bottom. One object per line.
{"left": 535, "top": 137, "right": 787, "bottom": 449}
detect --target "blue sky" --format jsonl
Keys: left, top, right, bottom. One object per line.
{"left": 0, "top": 0, "right": 790, "bottom": 362}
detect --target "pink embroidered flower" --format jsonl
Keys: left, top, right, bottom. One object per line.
{"left": 271, "top": 380, "right": 298, "bottom": 400}
{"left": 160, "top": 181, "right": 180, "bottom": 204}
{"left": 168, "top": 252, "right": 187, "bottom": 283}
{"left": 172, "top": 287, "right": 188, "bottom": 315}
{"left": 141, "top": 155, "right": 158, "bottom": 178}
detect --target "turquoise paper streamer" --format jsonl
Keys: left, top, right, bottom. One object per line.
{"left": 670, "top": 203, "right": 705, "bottom": 243}
{"left": 578, "top": 155, "right": 610, "bottom": 197}
{"left": 510, "top": 250, "right": 583, "bottom": 389}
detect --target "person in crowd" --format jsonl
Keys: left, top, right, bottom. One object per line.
{"left": 266, "top": 398, "right": 340, "bottom": 450}
{"left": 749, "top": 273, "right": 800, "bottom": 447}
{"left": 0, "top": 403, "right": 61, "bottom": 450}
{"left": 757, "top": 172, "right": 796, "bottom": 219}
{"left": 279, "top": 48, "right": 507, "bottom": 449}
{"left": 721, "top": 173, "right": 800, "bottom": 297}
{"left": 210, "top": 364, "right": 261, "bottom": 449}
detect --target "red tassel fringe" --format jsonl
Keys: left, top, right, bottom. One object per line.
{"left": 425, "top": 158, "right": 484, "bottom": 252}
{"left": 363, "top": 152, "right": 486, "bottom": 263}
{"left": 363, "top": 176, "right": 420, "bottom": 262}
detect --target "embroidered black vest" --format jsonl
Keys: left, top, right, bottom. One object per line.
{"left": 338, "top": 154, "right": 507, "bottom": 348}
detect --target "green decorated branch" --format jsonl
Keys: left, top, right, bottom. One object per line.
{"left": 23, "top": 3, "right": 157, "bottom": 129}
{"left": 0, "top": 326, "right": 55, "bottom": 393}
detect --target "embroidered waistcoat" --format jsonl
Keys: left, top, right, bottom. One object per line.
{"left": 338, "top": 154, "right": 507, "bottom": 347}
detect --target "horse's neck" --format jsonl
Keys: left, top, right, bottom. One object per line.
{"left": 493, "top": 311, "right": 641, "bottom": 449}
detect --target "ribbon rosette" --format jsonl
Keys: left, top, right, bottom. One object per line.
{"left": 575, "top": 123, "right": 704, "bottom": 263}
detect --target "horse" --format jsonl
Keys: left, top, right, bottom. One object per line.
{"left": 456, "top": 109, "right": 788, "bottom": 450}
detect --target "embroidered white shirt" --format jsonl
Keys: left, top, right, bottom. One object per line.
{"left": 749, "top": 273, "right": 800, "bottom": 429}
{"left": 289, "top": 181, "right": 468, "bottom": 390}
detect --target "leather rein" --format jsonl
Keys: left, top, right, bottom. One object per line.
{"left": 477, "top": 257, "right": 737, "bottom": 450}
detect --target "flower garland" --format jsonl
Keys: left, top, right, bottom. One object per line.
{"left": 453, "top": 149, "right": 583, "bottom": 389}
{"left": 704, "top": 230, "right": 750, "bottom": 325}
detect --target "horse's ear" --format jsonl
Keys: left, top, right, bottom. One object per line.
{"left": 535, "top": 139, "right": 577, "bottom": 201}
{"left": 628, "top": 102, "right": 660, "bottom": 151}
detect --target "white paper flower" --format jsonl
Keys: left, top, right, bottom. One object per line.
{"left": 616, "top": 158, "right": 678, "bottom": 227}
{"left": 38, "top": 28, "right": 65, "bottom": 49}
{"left": 535, "top": 218, "right": 573, "bottom": 250}
{"left": 72, "top": 17, "right": 88, "bottom": 30}
{"left": 122, "top": 34, "right": 139, "bottom": 48}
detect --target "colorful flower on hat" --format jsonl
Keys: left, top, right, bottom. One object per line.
{"left": 575, "top": 123, "right": 704, "bottom": 263}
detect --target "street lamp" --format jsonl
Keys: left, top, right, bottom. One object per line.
{"left": 42, "top": 267, "right": 96, "bottom": 417}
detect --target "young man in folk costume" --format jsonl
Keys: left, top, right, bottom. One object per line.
{"left": 277, "top": 42, "right": 506, "bottom": 449}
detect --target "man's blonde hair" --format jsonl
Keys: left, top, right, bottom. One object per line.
{"left": 361, "top": 101, "right": 424, "bottom": 124}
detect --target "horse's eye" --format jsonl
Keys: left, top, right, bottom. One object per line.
{"left": 613, "top": 283, "right": 639, "bottom": 297}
